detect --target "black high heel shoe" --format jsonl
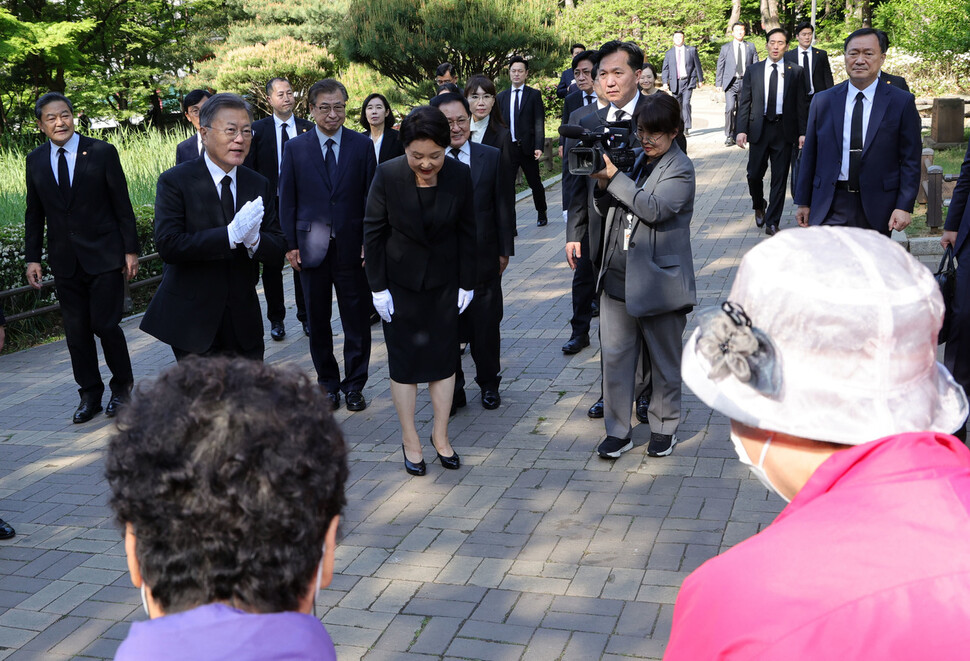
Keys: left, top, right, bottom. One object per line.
{"left": 402, "top": 445, "right": 426, "bottom": 476}
{"left": 432, "top": 436, "right": 461, "bottom": 470}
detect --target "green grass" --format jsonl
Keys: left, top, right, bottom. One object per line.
{"left": 0, "top": 126, "right": 191, "bottom": 227}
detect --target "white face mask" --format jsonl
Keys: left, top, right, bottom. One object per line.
{"left": 141, "top": 584, "right": 150, "bottom": 617}
{"left": 312, "top": 543, "right": 325, "bottom": 619}
{"left": 730, "top": 431, "right": 790, "bottom": 503}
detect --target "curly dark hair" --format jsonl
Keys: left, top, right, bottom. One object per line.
{"left": 106, "top": 357, "right": 349, "bottom": 615}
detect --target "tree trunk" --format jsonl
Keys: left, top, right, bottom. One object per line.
{"left": 861, "top": 0, "right": 872, "bottom": 26}
{"left": 727, "top": 0, "right": 741, "bottom": 34}
{"left": 760, "top": 0, "right": 781, "bottom": 30}
{"left": 563, "top": 0, "right": 575, "bottom": 8}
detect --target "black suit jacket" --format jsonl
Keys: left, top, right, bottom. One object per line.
{"left": 881, "top": 72, "right": 910, "bottom": 93}
{"left": 784, "top": 47, "right": 835, "bottom": 95}
{"left": 737, "top": 60, "right": 809, "bottom": 144}
{"left": 140, "top": 158, "right": 286, "bottom": 353}
{"left": 556, "top": 68, "right": 576, "bottom": 99}
{"left": 481, "top": 122, "right": 517, "bottom": 209}
{"left": 25, "top": 134, "right": 139, "bottom": 279}
{"left": 175, "top": 134, "right": 201, "bottom": 165}
{"left": 562, "top": 90, "right": 594, "bottom": 125}
{"left": 246, "top": 115, "right": 314, "bottom": 190}
{"left": 662, "top": 45, "right": 704, "bottom": 93}
{"left": 467, "top": 142, "right": 515, "bottom": 283}
{"left": 362, "top": 127, "right": 404, "bottom": 164}
{"left": 363, "top": 155, "right": 476, "bottom": 293}
{"left": 496, "top": 85, "right": 545, "bottom": 153}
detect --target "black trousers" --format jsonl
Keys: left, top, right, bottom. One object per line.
{"left": 945, "top": 239, "right": 970, "bottom": 436}
{"left": 674, "top": 83, "right": 694, "bottom": 130}
{"left": 54, "top": 267, "right": 132, "bottom": 400}
{"left": 746, "top": 121, "right": 793, "bottom": 229}
{"left": 821, "top": 189, "right": 882, "bottom": 235}
{"left": 724, "top": 79, "right": 742, "bottom": 138}
{"left": 456, "top": 275, "right": 504, "bottom": 392}
{"left": 300, "top": 245, "right": 371, "bottom": 393}
{"left": 511, "top": 142, "right": 547, "bottom": 214}
{"left": 570, "top": 232, "right": 596, "bottom": 339}
{"left": 172, "top": 306, "right": 264, "bottom": 362}
{"left": 262, "top": 260, "right": 306, "bottom": 323}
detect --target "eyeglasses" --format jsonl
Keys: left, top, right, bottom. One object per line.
{"left": 447, "top": 117, "right": 469, "bottom": 128}
{"left": 313, "top": 103, "right": 346, "bottom": 115}
{"left": 206, "top": 126, "right": 253, "bottom": 139}
{"left": 635, "top": 131, "right": 668, "bottom": 145}
{"left": 468, "top": 94, "right": 494, "bottom": 102}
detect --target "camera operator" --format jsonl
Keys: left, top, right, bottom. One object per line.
{"left": 585, "top": 93, "right": 697, "bottom": 460}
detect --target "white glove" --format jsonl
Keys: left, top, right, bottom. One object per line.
{"left": 227, "top": 197, "right": 263, "bottom": 247}
{"left": 372, "top": 289, "right": 394, "bottom": 323}
{"left": 457, "top": 288, "right": 474, "bottom": 314}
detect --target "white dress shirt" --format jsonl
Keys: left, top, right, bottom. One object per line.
{"left": 607, "top": 95, "right": 639, "bottom": 123}
{"left": 272, "top": 114, "right": 296, "bottom": 173}
{"left": 797, "top": 47, "right": 814, "bottom": 94}
{"left": 316, "top": 125, "right": 341, "bottom": 162}
{"left": 203, "top": 152, "right": 242, "bottom": 249}
{"left": 470, "top": 116, "right": 490, "bottom": 143}
{"left": 508, "top": 84, "right": 525, "bottom": 141}
{"left": 449, "top": 140, "right": 471, "bottom": 166}
{"left": 676, "top": 45, "right": 688, "bottom": 78}
{"left": 762, "top": 59, "right": 785, "bottom": 116}
{"left": 49, "top": 132, "right": 80, "bottom": 185}
{"left": 838, "top": 79, "right": 877, "bottom": 181}
{"left": 371, "top": 132, "right": 384, "bottom": 161}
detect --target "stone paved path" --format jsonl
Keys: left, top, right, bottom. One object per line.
{"left": 0, "top": 94, "right": 789, "bottom": 660}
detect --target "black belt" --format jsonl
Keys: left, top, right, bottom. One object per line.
{"left": 835, "top": 181, "right": 859, "bottom": 193}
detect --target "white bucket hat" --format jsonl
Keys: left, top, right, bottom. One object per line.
{"left": 682, "top": 226, "right": 968, "bottom": 445}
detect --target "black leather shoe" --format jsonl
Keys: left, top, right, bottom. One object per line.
{"left": 270, "top": 321, "right": 286, "bottom": 341}
{"left": 562, "top": 334, "right": 590, "bottom": 355}
{"left": 0, "top": 518, "right": 14, "bottom": 540}
{"left": 590, "top": 300, "right": 599, "bottom": 317}
{"left": 587, "top": 397, "right": 604, "bottom": 418}
{"left": 754, "top": 204, "right": 766, "bottom": 228}
{"left": 73, "top": 400, "right": 103, "bottom": 424}
{"left": 537, "top": 213, "right": 548, "bottom": 227}
{"left": 635, "top": 393, "right": 650, "bottom": 424}
{"left": 346, "top": 391, "right": 366, "bottom": 411}
{"left": 302, "top": 322, "right": 310, "bottom": 336}
{"left": 403, "top": 445, "right": 426, "bottom": 476}
{"left": 725, "top": 137, "right": 736, "bottom": 146}
{"left": 765, "top": 223, "right": 778, "bottom": 236}
{"left": 105, "top": 392, "right": 130, "bottom": 418}
{"left": 481, "top": 389, "right": 501, "bottom": 410}
{"left": 433, "top": 437, "right": 461, "bottom": 469}
{"left": 327, "top": 391, "right": 340, "bottom": 411}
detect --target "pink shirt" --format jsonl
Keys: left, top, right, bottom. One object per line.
{"left": 665, "top": 432, "right": 970, "bottom": 660}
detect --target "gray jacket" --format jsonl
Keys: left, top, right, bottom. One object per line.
{"left": 594, "top": 142, "right": 697, "bottom": 317}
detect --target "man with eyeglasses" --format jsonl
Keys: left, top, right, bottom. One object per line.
{"left": 175, "top": 89, "right": 212, "bottom": 164}
{"left": 279, "top": 79, "right": 377, "bottom": 412}
{"left": 141, "top": 93, "right": 286, "bottom": 361}
{"left": 25, "top": 92, "right": 140, "bottom": 424}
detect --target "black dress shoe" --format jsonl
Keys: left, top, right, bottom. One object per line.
{"left": 562, "top": 334, "right": 590, "bottom": 355}
{"left": 403, "top": 445, "right": 426, "bottom": 476}
{"left": 270, "top": 321, "right": 286, "bottom": 341}
{"left": 346, "top": 390, "right": 366, "bottom": 411}
{"left": 302, "top": 322, "right": 310, "bottom": 336}
{"left": 481, "top": 389, "right": 501, "bottom": 410}
{"left": 590, "top": 300, "right": 599, "bottom": 317}
{"left": 725, "top": 137, "right": 736, "bottom": 146}
{"left": 537, "top": 213, "right": 548, "bottom": 227}
{"left": 450, "top": 388, "right": 467, "bottom": 417}
{"left": 754, "top": 204, "right": 766, "bottom": 228}
{"left": 0, "top": 518, "right": 14, "bottom": 540}
{"left": 587, "top": 397, "right": 604, "bottom": 418}
{"left": 635, "top": 393, "right": 650, "bottom": 424}
{"left": 432, "top": 437, "right": 461, "bottom": 469}
{"left": 327, "top": 391, "right": 340, "bottom": 411}
{"left": 105, "top": 392, "right": 130, "bottom": 419}
{"left": 73, "top": 400, "right": 103, "bottom": 424}
{"left": 765, "top": 223, "right": 778, "bottom": 236}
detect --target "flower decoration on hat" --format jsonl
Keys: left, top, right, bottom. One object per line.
{"left": 695, "top": 302, "right": 782, "bottom": 397}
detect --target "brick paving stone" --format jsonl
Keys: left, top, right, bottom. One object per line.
{"left": 0, "top": 95, "right": 795, "bottom": 659}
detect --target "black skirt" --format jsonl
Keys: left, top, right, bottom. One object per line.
{"left": 384, "top": 281, "right": 459, "bottom": 383}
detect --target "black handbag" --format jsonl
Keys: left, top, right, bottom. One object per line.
{"left": 936, "top": 245, "right": 957, "bottom": 345}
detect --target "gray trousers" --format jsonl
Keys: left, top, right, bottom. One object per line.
{"left": 599, "top": 293, "right": 685, "bottom": 438}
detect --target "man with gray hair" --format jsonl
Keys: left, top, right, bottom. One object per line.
{"left": 141, "top": 93, "right": 286, "bottom": 360}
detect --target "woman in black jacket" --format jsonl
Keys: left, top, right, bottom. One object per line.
{"left": 359, "top": 93, "right": 404, "bottom": 163}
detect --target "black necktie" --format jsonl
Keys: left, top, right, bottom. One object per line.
{"left": 585, "top": 94, "right": 593, "bottom": 106}
{"left": 514, "top": 88, "right": 521, "bottom": 118}
{"left": 221, "top": 175, "right": 235, "bottom": 225}
{"left": 802, "top": 50, "right": 812, "bottom": 93}
{"left": 449, "top": 147, "right": 461, "bottom": 161}
{"left": 766, "top": 63, "right": 778, "bottom": 120}
{"left": 325, "top": 138, "right": 337, "bottom": 183}
{"left": 848, "top": 91, "right": 865, "bottom": 192}
{"left": 736, "top": 43, "right": 743, "bottom": 76}
{"left": 57, "top": 147, "right": 71, "bottom": 200}
{"left": 614, "top": 109, "right": 626, "bottom": 123}
{"left": 280, "top": 123, "right": 290, "bottom": 156}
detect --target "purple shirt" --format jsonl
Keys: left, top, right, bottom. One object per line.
{"left": 115, "top": 603, "right": 337, "bottom": 660}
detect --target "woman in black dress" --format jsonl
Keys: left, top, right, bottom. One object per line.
{"left": 363, "top": 106, "right": 477, "bottom": 476}
{"left": 359, "top": 93, "right": 404, "bottom": 164}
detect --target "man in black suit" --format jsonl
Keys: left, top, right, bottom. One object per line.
{"left": 784, "top": 22, "right": 835, "bottom": 100}
{"left": 279, "top": 79, "right": 377, "bottom": 412}
{"left": 497, "top": 55, "right": 548, "bottom": 226}
{"left": 141, "top": 93, "right": 286, "bottom": 361}
{"left": 175, "top": 89, "right": 212, "bottom": 165}
{"left": 247, "top": 77, "right": 313, "bottom": 341}
{"left": 736, "top": 28, "right": 808, "bottom": 236}
{"left": 662, "top": 30, "right": 704, "bottom": 135}
{"left": 556, "top": 43, "right": 587, "bottom": 99}
{"left": 560, "top": 49, "right": 600, "bottom": 224}
{"left": 716, "top": 23, "right": 759, "bottom": 146}
{"left": 25, "top": 92, "right": 140, "bottom": 424}
{"left": 875, "top": 31, "right": 910, "bottom": 92}
{"left": 431, "top": 93, "right": 516, "bottom": 412}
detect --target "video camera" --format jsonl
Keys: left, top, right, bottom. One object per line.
{"left": 559, "top": 122, "right": 638, "bottom": 176}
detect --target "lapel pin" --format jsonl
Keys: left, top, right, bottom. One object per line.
{"left": 82, "top": 151, "right": 87, "bottom": 155}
